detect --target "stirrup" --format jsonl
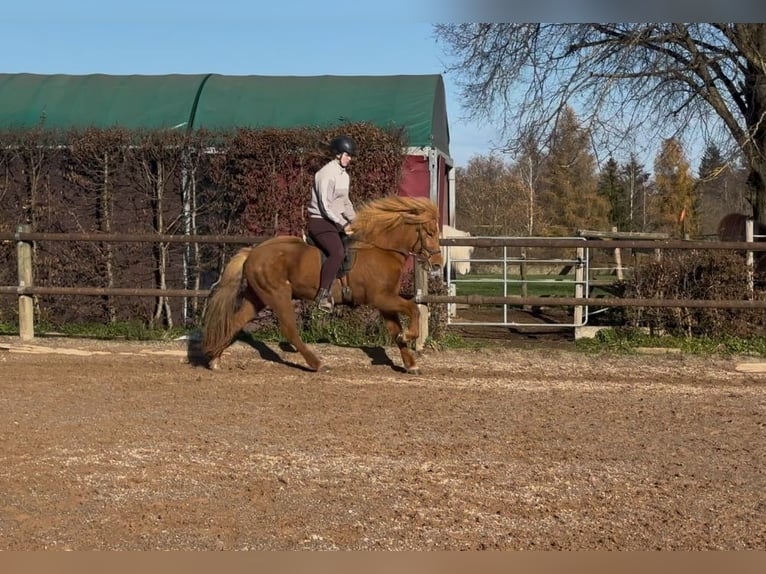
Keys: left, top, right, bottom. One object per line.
{"left": 315, "top": 288, "right": 334, "bottom": 312}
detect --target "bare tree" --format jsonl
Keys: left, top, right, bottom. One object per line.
{"left": 513, "top": 130, "right": 544, "bottom": 235}
{"left": 456, "top": 155, "right": 524, "bottom": 237}
{"left": 128, "top": 130, "right": 188, "bottom": 329}
{"left": 434, "top": 24, "right": 766, "bottom": 223}
{"left": 64, "top": 127, "right": 131, "bottom": 323}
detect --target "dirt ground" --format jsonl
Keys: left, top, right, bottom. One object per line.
{"left": 1, "top": 330, "right": 765, "bottom": 551}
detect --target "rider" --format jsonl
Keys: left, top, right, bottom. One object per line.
{"left": 307, "top": 135, "right": 358, "bottom": 312}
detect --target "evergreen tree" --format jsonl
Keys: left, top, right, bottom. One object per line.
{"left": 696, "top": 143, "right": 750, "bottom": 235}
{"left": 538, "top": 106, "right": 610, "bottom": 235}
{"left": 698, "top": 143, "right": 726, "bottom": 180}
{"left": 652, "top": 138, "right": 698, "bottom": 237}
{"left": 597, "top": 156, "right": 630, "bottom": 231}
{"left": 621, "top": 154, "right": 651, "bottom": 232}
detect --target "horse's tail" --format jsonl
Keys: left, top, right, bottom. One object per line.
{"left": 202, "top": 247, "right": 252, "bottom": 359}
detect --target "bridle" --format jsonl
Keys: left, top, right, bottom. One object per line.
{"left": 353, "top": 222, "right": 441, "bottom": 269}
{"left": 410, "top": 223, "right": 442, "bottom": 268}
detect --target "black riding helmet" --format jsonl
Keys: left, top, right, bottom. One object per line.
{"left": 330, "top": 135, "right": 357, "bottom": 157}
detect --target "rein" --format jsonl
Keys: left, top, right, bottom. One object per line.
{"left": 353, "top": 223, "right": 440, "bottom": 268}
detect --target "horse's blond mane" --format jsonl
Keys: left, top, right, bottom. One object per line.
{"left": 349, "top": 195, "right": 437, "bottom": 239}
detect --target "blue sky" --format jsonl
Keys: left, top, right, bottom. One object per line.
{"left": 10, "top": 3, "right": 755, "bottom": 167}
{"left": 2, "top": 1, "right": 505, "bottom": 168}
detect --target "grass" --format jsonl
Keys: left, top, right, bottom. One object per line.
{"left": 4, "top": 317, "right": 765, "bottom": 359}
{"left": 450, "top": 273, "right": 616, "bottom": 298}
{"left": 4, "top": 271, "right": 764, "bottom": 359}
{"left": 575, "top": 326, "right": 766, "bottom": 357}
{"left": 0, "top": 320, "right": 190, "bottom": 341}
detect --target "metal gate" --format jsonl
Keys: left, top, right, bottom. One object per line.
{"left": 443, "top": 237, "right": 589, "bottom": 328}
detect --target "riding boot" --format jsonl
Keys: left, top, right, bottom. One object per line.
{"left": 315, "top": 288, "right": 334, "bottom": 312}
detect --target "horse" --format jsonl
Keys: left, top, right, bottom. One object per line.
{"left": 717, "top": 213, "right": 766, "bottom": 242}
{"left": 201, "top": 195, "right": 443, "bottom": 374}
{"left": 441, "top": 224, "right": 474, "bottom": 276}
{"left": 717, "top": 212, "right": 766, "bottom": 274}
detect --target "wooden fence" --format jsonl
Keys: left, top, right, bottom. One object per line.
{"left": 5, "top": 227, "right": 766, "bottom": 344}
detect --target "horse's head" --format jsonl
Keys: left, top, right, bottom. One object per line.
{"left": 349, "top": 195, "right": 444, "bottom": 271}
{"left": 411, "top": 217, "right": 443, "bottom": 272}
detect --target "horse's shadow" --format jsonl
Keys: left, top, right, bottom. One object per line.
{"left": 357, "top": 345, "right": 397, "bottom": 367}
{"left": 187, "top": 332, "right": 407, "bottom": 373}
{"left": 357, "top": 345, "right": 407, "bottom": 373}
{"left": 272, "top": 339, "right": 407, "bottom": 373}
{"left": 185, "top": 332, "right": 314, "bottom": 372}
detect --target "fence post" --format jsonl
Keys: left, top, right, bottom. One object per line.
{"left": 746, "top": 219, "right": 754, "bottom": 296}
{"left": 612, "top": 226, "right": 624, "bottom": 281}
{"left": 520, "top": 247, "right": 529, "bottom": 310}
{"left": 574, "top": 246, "right": 585, "bottom": 327}
{"left": 414, "top": 260, "right": 429, "bottom": 351}
{"left": 16, "top": 224, "right": 34, "bottom": 341}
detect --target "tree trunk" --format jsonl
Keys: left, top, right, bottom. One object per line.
{"left": 101, "top": 151, "right": 116, "bottom": 324}
{"left": 22, "top": 140, "right": 46, "bottom": 322}
{"left": 745, "top": 26, "right": 766, "bottom": 224}
{"left": 752, "top": 164, "right": 766, "bottom": 224}
{"left": 151, "top": 159, "right": 172, "bottom": 329}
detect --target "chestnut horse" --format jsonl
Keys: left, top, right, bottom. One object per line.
{"left": 717, "top": 212, "right": 766, "bottom": 273}
{"left": 201, "top": 195, "right": 443, "bottom": 373}
{"left": 717, "top": 212, "right": 766, "bottom": 243}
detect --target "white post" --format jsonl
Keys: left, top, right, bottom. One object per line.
{"left": 16, "top": 224, "right": 34, "bottom": 341}
{"left": 612, "top": 226, "right": 624, "bottom": 281}
{"left": 574, "top": 246, "right": 585, "bottom": 327}
{"left": 746, "top": 219, "right": 754, "bottom": 296}
{"left": 414, "top": 261, "right": 429, "bottom": 351}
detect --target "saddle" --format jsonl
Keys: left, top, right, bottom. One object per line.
{"left": 305, "top": 232, "right": 356, "bottom": 303}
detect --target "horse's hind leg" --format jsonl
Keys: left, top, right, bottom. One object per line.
{"left": 266, "top": 292, "right": 323, "bottom": 372}
{"left": 208, "top": 295, "right": 261, "bottom": 370}
{"left": 380, "top": 310, "right": 419, "bottom": 374}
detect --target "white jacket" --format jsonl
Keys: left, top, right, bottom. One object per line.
{"left": 307, "top": 159, "right": 356, "bottom": 227}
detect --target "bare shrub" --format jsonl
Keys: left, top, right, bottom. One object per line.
{"left": 622, "top": 250, "right": 766, "bottom": 337}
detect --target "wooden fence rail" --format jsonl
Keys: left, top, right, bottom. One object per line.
{"left": 4, "top": 227, "right": 766, "bottom": 343}
{"left": 1, "top": 231, "right": 267, "bottom": 245}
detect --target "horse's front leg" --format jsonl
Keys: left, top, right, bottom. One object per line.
{"left": 373, "top": 294, "right": 421, "bottom": 344}
{"left": 395, "top": 297, "right": 420, "bottom": 343}
{"left": 379, "top": 307, "right": 420, "bottom": 374}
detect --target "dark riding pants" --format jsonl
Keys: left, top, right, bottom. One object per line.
{"left": 308, "top": 217, "right": 345, "bottom": 291}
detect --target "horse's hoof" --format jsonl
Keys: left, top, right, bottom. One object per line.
{"left": 208, "top": 358, "right": 221, "bottom": 371}
{"left": 406, "top": 366, "right": 421, "bottom": 375}
{"left": 308, "top": 361, "right": 328, "bottom": 372}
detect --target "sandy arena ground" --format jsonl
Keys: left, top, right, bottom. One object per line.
{"left": 0, "top": 333, "right": 764, "bottom": 550}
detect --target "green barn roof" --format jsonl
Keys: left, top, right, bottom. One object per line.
{"left": 0, "top": 73, "right": 450, "bottom": 155}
